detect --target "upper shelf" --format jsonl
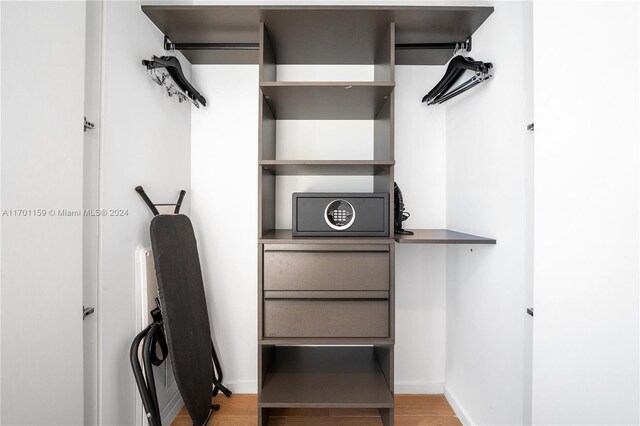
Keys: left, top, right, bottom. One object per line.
{"left": 395, "top": 229, "right": 496, "bottom": 244}
{"left": 260, "top": 160, "right": 394, "bottom": 176}
{"left": 261, "top": 81, "right": 394, "bottom": 119}
{"left": 141, "top": 6, "right": 493, "bottom": 65}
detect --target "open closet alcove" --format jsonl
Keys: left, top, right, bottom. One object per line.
{"left": 143, "top": 6, "right": 496, "bottom": 426}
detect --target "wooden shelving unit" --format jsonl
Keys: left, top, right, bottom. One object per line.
{"left": 256, "top": 18, "right": 397, "bottom": 425}
{"left": 140, "top": 7, "right": 496, "bottom": 426}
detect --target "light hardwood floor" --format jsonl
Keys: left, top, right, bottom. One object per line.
{"left": 172, "top": 394, "right": 461, "bottom": 426}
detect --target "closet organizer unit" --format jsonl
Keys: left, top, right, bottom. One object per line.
{"left": 142, "top": 6, "right": 495, "bottom": 426}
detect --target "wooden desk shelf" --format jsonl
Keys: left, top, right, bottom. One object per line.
{"left": 395, "top": 229, "right": 496, "bottom": 244}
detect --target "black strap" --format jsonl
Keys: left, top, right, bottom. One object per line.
{"left": 148, "top": 307, "right": 169, "bottom": 366}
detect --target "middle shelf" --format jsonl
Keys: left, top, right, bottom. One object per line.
{"left": 261, "top": 81, "right": 395, "bottom": 119}
{"left": 259, "top": 229, "right": 395, "bottom": 244}
{"left": 259, "top": 346, "right": 394, "bottom": 408}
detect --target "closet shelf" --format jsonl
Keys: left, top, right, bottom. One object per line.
{"left": 394, "top": 229, "right": 496, "bottom": 244}
{"left": 259, "top": 346, "right": 394, "bottom": 408}
{"left": 260, "top": 81, "right": 394, "bottom": 119}
{"left": 260, "top": 160, "right": 394, "bottom": 176}
{"left": 260, "top": 229, "right": 394, "bottom": 245}
{"left": 142, "top": 6, "right": 493, "bottom": 65}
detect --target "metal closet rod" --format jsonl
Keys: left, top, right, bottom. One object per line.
{"left": 164, "top": 36, "right": 472, "bottom": 52}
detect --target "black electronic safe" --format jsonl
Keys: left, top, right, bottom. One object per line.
{"left": 292, "top": 193, "right": 389, "bottom": 237}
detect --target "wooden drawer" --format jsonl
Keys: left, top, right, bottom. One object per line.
{"left": 264, "top": 298, "right": 389, "bottom": 338}
{"left": 263, "top": 245, "right": 389, "bottom": 291}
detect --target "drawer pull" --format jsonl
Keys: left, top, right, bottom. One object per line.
{"left": 264, "top": 290, "right": 388, "bottom": 300}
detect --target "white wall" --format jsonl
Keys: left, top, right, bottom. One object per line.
{"left": 0, "top": 1, "right": 86, "bottom": 424}
{"left": 394, "top": 65, "right": 448, "bottom": 393}
{"left": 190, "top": 65, "right": 259, "bottom": 393}
{"left": 98, "top": 2, "right": 191, "bottom": 424}
{"left": 532, "top": 2, "right": 640, "bottom": 424}
{"left": 444, "top": 2, "right": 532, "bottom": 425}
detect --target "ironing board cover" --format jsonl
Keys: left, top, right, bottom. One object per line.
{"left": 150, "top": 214, "right": 212, "bottom": 426}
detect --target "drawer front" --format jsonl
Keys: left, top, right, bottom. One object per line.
{"left": 264, "top": 299, "right": 389, "bottom": 338}
{"left": 263, "top": 251, "right": 389, "bottom": 291}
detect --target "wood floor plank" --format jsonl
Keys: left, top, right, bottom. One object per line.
{"left": 270, "top": 408, "right": 330, "bottom": 417}
{"left": 271, "top": 417, "right": 382, "bottom": 425}
{"left": 174, "top": 416, "right": 258, "bottom": 426}
{"left": 394, "top": 416, "right": 461, "bottom": 426}
{"left": 394, "top": 395, "right": 456, "bottom": 417}
{"left": 208, "top": 418, "right": 259, "bottom": 426}
{"left": 329, "top": 408, "right": 381, "bottom": 417}
{"left": 211, "top": 394, "right": 258, "bottom": 417}
{"left": 171, "top": 394, "right": 460, "bottom": 426}
{"left": 176, "top": 394, "right": 257, "bottom": 418}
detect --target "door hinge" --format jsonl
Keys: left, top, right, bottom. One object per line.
{"left": 527, "top": 123, "right": 534, "bottom": 131}
{"left": 83, "top": 305, "right": 95, "bottom": 319}
{"left": 526, "top": 307, "right": 534, "bottom": 317}
{"left": 84, "top": 116, "right": 95, "bottom": 132}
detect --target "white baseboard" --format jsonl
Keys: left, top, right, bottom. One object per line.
{"left": 223, "top": 380, "right": 258, "bottom": 394}
{"left": 444, "top": 385, "right": 475, "bottom": 425}
{"left": 161, "top": 391, "right": 184, "bottom": 426}
{"left": 394, "top": 381, "right": 444, "bottom": 394}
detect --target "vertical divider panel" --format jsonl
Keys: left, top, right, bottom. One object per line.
{"left": 258, "top": 22, "right": 276, "bottom": 425}
{"left": 260, "top": 96, "right": 276, "bottom": 161}
{"left": 374, "top": 101, "right": 391, "bottom": 161}
{"left": 259, "top": 22, "right": 277, "bottom": 82}
{"left": 375, "top": 345, "right": 394, "bottom": 426}
{"left": 374, "top": 27, "right": 395, "bottom": 421}
{"left": 259, "top": 21, "right": 277, "bottom": 237}
{"left": 374, "top": 23, "right": 395, "bottom": 235}
{"left": 388, "top": 243, "right": 395, "bottom": 342}
{"left": 374, "top": 22, "right": 394, "bottom": 82}
{"left": 258, "top": 244, "right": 265, "bottom": 343}
{"left": 259, "top": 407, "right": 271, "bottom": 426}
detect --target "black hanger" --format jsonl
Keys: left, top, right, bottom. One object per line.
{"left": 422, "top": 55, "right": 493, "bottom": 105}
{"left": 433, "top": 74, "right": 484, "bottom": 104}
{"left": 142, "top": 55, "right": 207, "bottom": 107}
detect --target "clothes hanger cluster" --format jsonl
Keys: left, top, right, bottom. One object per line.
{"left": 422, "top": 43, "right": 493, "bottom": 105}
{"left": 142, "top": 46, "right": 207, "bottom": 108}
